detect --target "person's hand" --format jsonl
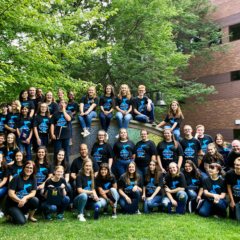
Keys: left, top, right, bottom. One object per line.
{"left": 132, "top": 185, "right": 138, "bottom": 192}
{"left": 37, "top": 138, "right": 41, "bottom": 146}
{"left": 109, "top": 200, "right": 114, "bottom": 207}
{"left": 80, "top": 112, "right": 85, "bottom": 116}
{"left": 122, "top": 111, "right": 127, "bottom": 116}
{"left": 85, "top": 110, "right": 89, "bottom": 115}
{"left": 21, "top": 140, "right": 25, "bottom": 144}
{"left": 52, "top": 135, "right": 56, "bottom": 140}
{"left": 18, "top": 197, "right": 27, "bottom": 208}
{"left": 196, "top": 196, "right": 201, "bottom": 203}
{"left": 38, "top": 184, "right": 45, "bottom": 190}
{"left": 60, "top": 183, "right": 65, "bottom": 189}
{"left": 147, "top": 197, "right": 153, "bottom": 202}
{"left": 126, "top": 197, "right": 131, "bottom": 204}
{"left": 164, "top": 186, "right": 171, "bottom": 193}
{"left": 147, "top": 116, "right": 149, "bottom": 122}
{"left": 93, "top": 195, "right": 99, "bottom": 202}
{"left": 142, "top": 195, "right": 146, "bottom": 201}
{"left": 10, "top": 128, "right": 16, "bottom": 132}
{"left": 195, "top": 133, "right": 199, "bottom": 138}
{"left": 214, "top": 194, "right": 220, "bottom": 202}
{"left": 161, "top": 168, "right": 167, "bottom": 174}
{"left": 171, "top": 200, "right": 178, "bottom": 207}
{"left": 47, "top": 185, "right": 54, "bottom": 188}
{"left": 230, "top": 201, "right": 236, "bottom": 209}
{"left": 147, "top": 104, "right": 152, "bottom": 111}
{"left": 104, "top": 111, "right": 109, "bottom": 116}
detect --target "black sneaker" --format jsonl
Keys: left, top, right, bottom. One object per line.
{"left": 112, "top": 211, "right": 117, "bottom": 218}
{"left": 103, "top": 208, "right": 108, "bottom": 215}
{"left": 149, "top": 121, "right": 157, "bottom": 126}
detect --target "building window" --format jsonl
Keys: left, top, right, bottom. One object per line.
{"left": 231, "top": 71, "right": 240, "bottom": 81}
{"left": 209, "top": 29, "right": 222, "bottom": 46}
{"left": 229, "top": 23, "right": 240, "bottom": 42}
{"left": 234, "top": 129, "right": 240, "bottom": 139}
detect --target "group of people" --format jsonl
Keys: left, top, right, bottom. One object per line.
{"left": 0, "top": 84, "right": 240, "bottom": 225}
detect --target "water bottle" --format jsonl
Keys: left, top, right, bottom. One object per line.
{"left": 94, "top": 206, "right": 99, "bottom": 220}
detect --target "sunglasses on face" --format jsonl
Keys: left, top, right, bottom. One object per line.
{"left": 209, "top": 165, "right": 216, "bottom": 170}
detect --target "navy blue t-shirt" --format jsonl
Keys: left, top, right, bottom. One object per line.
{"left": 99, "top": 96, "right": 113, "bottom": 112}
{"left": 164, "top": 114, "right": 182, "bottom": 128}
{"left": 67, "top": 101, "right": 79, "bottom": 114}
{"left": 197, "top": 134, "right": 214, "bottom": 153}
{"left": 80, "top": 96, "right": 99, "bottom": 112}
{"left": 113, "top": 141, "right": 135, "bottom": 159}
{"left": 115, "top": 96, "right": 132, "bottom": 112}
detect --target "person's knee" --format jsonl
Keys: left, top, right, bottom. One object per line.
{"left": 79, "top": 193, "right": 88, "bottom": 201}
{"left": 161, "top": 200, "right": 169, "bottom": 209}
{"left": 96, "top": 201, "right": 102, "bottom": 209}
{"left": 199, "top": 209, "right": 209, "bottom": 217}
{"left": 63, "top": 196, "right": 70, "bottom": 203}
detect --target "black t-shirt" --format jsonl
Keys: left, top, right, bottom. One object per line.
{"left": 91, "top": 143, "right": 114, "bottom": 165}
{"left": 113, "top": 141, "right": 135, "bottom": 159}
{"left": 5, "top": 147, "right": 19, "bottom": 164}
{"left": 80, "top": 96, "right": 99, "bottom": 112}
{"left": 115, "top": 96, "right": 132, "bottom": 111}
{"left": 33, "top": 115, "right": 50, "bottom": 135}
{"left": 227, "top": 151, "right": 240, "bottom": 169}
{"left": 6, "top": 174, "right": 37, "bottom": 208}
{"left": 164, "top": 114, "right": 182, "bottom": 128}
{"left": 165, "top": 172, "right": 187, "bottom": 199}
{"left": 70, "top": 156, "right": 99, "bottom": 174}
{"left": 17, "top": 117, "right": 33, "bottom": 133}
{"left": 118, "top": 175, "right": 143, "bottom": 197}
{"left": 34, "top": 98, "right": 44, "bottom": 111}
{"left": 44, "top": 178, "right": 69, "bottom": 194}
{"left": 157, "top": 141, "right": 183, "bottom": 170}
{"left": 0, "top": 113, "right": 7, "bottom": 132}
{"left": 99, "top": 96, "right": 113, "bottom": 111}
{"left": 47, "top": 102, "right": 59, "bottom": 115}
{"left": 202, "top": 177, "right": 227, "bottom": 200}
{"left": 217, "top": 143, "right": 232, "bottom": 152}
{"left": 0, "top": 146, "right": 7, "bottom": 156}
{"left": 180, "top": 138, "right": 201, "bottom": 167}
{"left": 76, "top": 174, "right": 96, "bottom": 198}
{"left": 144, "top": 173, "right": 163, "bottom": 197}
{"left": 132, "top": 96, "right": 149, "bottom": 118}
{"left": 184, "top": 174, "right": 203, "bottom": 192}
{"left": 0, "top": 167, "right": 9, "bottom": 187}
{"left": 50, "top": 111, "right": 73, "bottom": 139}
{"left": 202, "top": 154, "right": 224, "bottom": 168}
{"left": 10, "top": 163, "right": 24, "bottom": 177}
{"left": 96, "top": 175, "right": 117, "bottom": 195}
{"left": 225, "top": 170, "right": 240, "bottom": 203}
{"left": 134, "top": 140, "right": 157, "bottom": 167}
{"left": 35, "top": 163, "right": 54, "bottom": 186}
{"left": 6, "top": 113, "right": 21, "bottom": 131}
{"left": 20, "top": 100, "right": 35, "bottom": 111}
{"left": 197, "top": 134, "right": 214, "bottom": 153}
{"left": 67, "top": 101, "right": 79, "bottom": 114}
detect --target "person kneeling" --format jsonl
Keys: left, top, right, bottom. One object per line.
{"left": 199, "top": 163, "right": 228, "bottom": 218}
{"left": 97, "top": 163, "right": 119, "bottom": 218}
{"left": 73, "top": 158, "right": 101, "bottom": 222}
{"left": 41, "top": 166, "right": 70, "bottom": 220}
{"left": 142, "top": 160, "right": 163, "bottom": 213}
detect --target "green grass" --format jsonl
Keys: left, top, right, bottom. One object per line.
{"left": 0, "top": 207, "right": 239, "bottom": 240}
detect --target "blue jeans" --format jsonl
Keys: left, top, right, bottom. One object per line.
{"left": 53, "top": 138, "right": 70, "bottom": 163}
{"left": 143, "top": 195, "right": 162, "bottom": 214}
{"left": 187, "top": 190, "right": 197, "bottom": 201}
{"left": 165, "top": 126, "right": 180, "bottom": 141}
{"left": 134, "top": 103, "right": 155, "bottom": 123}
{"left": 99, "top": 111, "right": 113, "bottom": 132}
{"left": 119, "top": 189, "right": 141, "bottom": 209}
{"left": 99, "top": 188, "right": 120, "bottom": 209}
{"left": 38, "top": 135, "right": 48, "bottom": 148}
{"left": 18, "top": 138, "right": 32, "bottom": 160}
{"left": 78, "top": 111, "right": 97, "bottom": 130}
{"left": 116, "top": 159, "right": 133, "bottom": 177}
{"left": 0, "top": 187, "right": 8, "bottom": 205}
{"left": 74, "top": 193, "right": 102, "bottom": 214}
{"left": 161, "top": 191, "right": 188, "bottom": 210}
{"left": 41, "top": 196, "right": 70, "bottom": 215}
{"left": 115, "top": 112, "right": 132, "bottom": 129}
{"left": 199, "top": 199, "right": 228, "bottom": 217}
{"left": 137, "top": 166, "right": 148, "bottom": 180}
{"left": 236, "top": 202, "right": 240, "bottom": 221}
{"left": 67, "top": 182, "right": 73, "bottom": 204}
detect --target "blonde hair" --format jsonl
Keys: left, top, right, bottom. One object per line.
{"left": 138, "top": 85, "right": 146, "bottom": 90}
{"left": 44, "top": 91, "right": 55, "bottom": 102}
{"left": 58, "top": 89, "right": 64, "bottom": 94}
{"left": 96, "top": 130, "right": 108, "bottom": 144}
{"left": 12, "top": 100, "right": 21, "bottom": 113}
{"left": 7, "top": 133, "right": 18, "bottom": 151}
{"left": 79, "top": 158, "right": 95, "bottom": 190}
{"left": 184, "top": 125, "right": 192, "bottom": 130}
{"left": 87, "top": 86, "right": 96, "bottom": 104}
{"left": 118, "top": 84, "right": 131, "bottom": 100}
{"left": 196, "top": 125, "right": 205, "bottom": 130}
{"left": 54, "top": 165, "right": 65, "bottom": 171}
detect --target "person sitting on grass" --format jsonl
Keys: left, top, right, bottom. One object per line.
{"left": 118, "top": 161, "right": 143, "bottom": 214}
{"left": 199, "top": 163, "right": 228, "bottom": 218}
{"left": 142, "top": 160, "right": 163, "bottom": 214}
{"left": 161, "top": 162, "right": 188, "bottom": 211}
{"left": 97, "top": 163, "right": 119, "bottom": 218}
{"left": 41, "top": 166, "right": 70, "bottom": 220}
{"left": 74, "top": 158, "right": 101, "bottom": 222}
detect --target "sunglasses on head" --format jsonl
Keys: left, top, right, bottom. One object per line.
{"left": 100, "top": 163, "right": 108, "bottom": 168}
{"left": 209, "top": 165, "right": 216, "bottom": 170}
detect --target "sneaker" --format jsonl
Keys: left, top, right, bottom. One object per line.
{"left": 0, "top": 212, "right": 4, "bottom": 218}
{"left": 57, "top": 214, "right": 65, "bottom": 220}
{"left": 81, "top": 132, "right": 85, "bottom": 135}
{"left": 77, "top": 214, "right": 86, "bottom": 222}
{"left": 24, "top": 213, "right": 29, "bottom": 219}
{"left": 137, "top": 209, "right": 141, "bottom": 215}
{"left": 83, "top": 131, "right": 90, "bottom": 138}
{"left": 112, "top": 211, "right": 117, "bottom": 218}
{"left": 103, "top": 208, "right": 108, "bottom": 215}
{"left": 84, "top": 209, "right": 90, "bottom": 217}
{"left": 45, "top": 214, "right": 52, "bottom": 220}
{"left": 213, "top": 215, "right": 222, "bottom": 219}
{"left": 115, "top": 134, "right": 119, "bottom": 139}
{"left": 150, "top": 121, "right": 157, "bottom": 127}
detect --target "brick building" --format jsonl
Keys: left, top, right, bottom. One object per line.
{"left": 181, "top": 0, "right": 240, "bottom": 142}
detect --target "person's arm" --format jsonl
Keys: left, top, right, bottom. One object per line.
{"left": 16, "top": 128, "right": 20, "bottom": 137}
{"left": 0, "top": 177, "right": 8, "bottom": 188}
{"left": 157, "top": 155, "right": 166, "bottom": 174}
{"left": 119, "top": 188, "right": 131, "bottom": 202}
{"left": 9, "top": 189, "right": 36, "bottom": 204}
{"left": 4, "top": 124, "right": 15, "bottom": 132}
{"left": 115, "top": 106, "right": 125, "bottom": 114}
{"left": 62, "top": 109, "right": 71, "bottom": 122}
{"left": 38, "top": 174, "right": 53, "bottom": 190}
{"left": 178, "top": 156, "right": 183, "bottom": 169}
{"left": 198, "top": 149, "right": 203, "bottom": 156}
{"left": 204, "top": 162, "right": 210, "bottom": 175}
{"left": 165, "top": 187, "right": 185, "bottom": 194}
{"left": 65, "top": 173, "right": 70, "bottom": 183}
{"left": 97, "top": 187, "right": 110, "bottom": 199}
{"left": 29, "top": 109, "right": 34, "bottom": 117}
{"left": 100, "top": 106, "right": 105, "bottom": 112}
{"left": 134, "top": 108, "right": 144, "bottom": 116}
{"left": 149, "top": 186, "right": 161, "bottom": 199}
{"left": 126, "top": 105, "right": 132, "bottom": 115}
{"left": 85, "top": 103, "right": 97, "bottom": 115}
{"left": 170, "top": 122, "right": 178, "bottom": 131}
{"left": 196, "top": 188, "right": 203, "bottom": 202}
{"left": 34, "top": 126, "right": 41, "bottom": 146}
{"left": 151, "top": 155, "right": 156, "bottom": 161}
{"left": 79, "top": 103, "right": 84, "bottom": 116}
{"left": 77, "top": 187, "right": 94, "bottom": 195}
{"left": 157, "top": 121, "right": 166, "bottom": 128}
{"left": 142, "top": 186, "right": 146, "bottom": 200}
{"left": 25, "top": 129, "right": 33, "bottom": 144}
{"left": 9, "top": 175, "right": 13, "bottom": 182}
{"left": 165, "top": 191, "right": 177, "bottom": 206}
{"left": 50, "top": 124, "right": 56, "bottom": 140}
{"left": 227, "top": 184, "right": 235, "bottom": 209}
{"left": 108, "top": 158, "right": 113, "bottom": 170}
{"left": 71, "top": 173, "right": 77, "bottom": 181}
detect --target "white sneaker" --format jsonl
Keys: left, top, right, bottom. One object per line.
{"left": 106, "top": 133, "right": 109, "bottom": 140}
{"left": 24, "top": 213, "right": 29, "bottom": 219}
{"left": 137, "top": 209, "right": 141, "bottom": 215}
{"left": 83, "top": 131, "right": 90, "bottom": 138}
{"left": 84, "top": 209, "right": 90, "bottom": 217}
{"left": 115, "top": 134, "right": 119, "bottom": 139}
{"left": 77, "top": 214, "right": 86, "bottom": 222}
{"left": 81, "top": 132, "right": 85, "bottom": 135}
{"left": 0, "top": 212, "right": 4, "bottom": 218}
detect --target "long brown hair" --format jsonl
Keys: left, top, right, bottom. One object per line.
{"left": 214, "top": 134, "right": 228, "bottom": 149}
{"left": 53, "top": 149, "right": 67, "bottom": 171}
{"left": 124, "top": 161, "right": 140, "bottom": 185}
{"left": 145, "top": 160, "right": 161, "bottom": 185}
{"left": 183, "top": 160, "right": 202, "bottom": 179}
{"left": 167, "top": 162, "right": 181, "bottom": 177}
{"left": 104, "top": 84, "right": 115, "bottom": 108}
{"left": 79, "top": 158, "right": 95, "bottom": 190}
{"left": 168, "top": 101, "right": 184, "bottom": 119}
{"left": 163, "top": 128, "right": 178, "bottom": 149}
{"left": 118, "top": 84, "right": 131, "bottom": 100}
{"left": 36, "top": 102, "right": 50, "bottom": 116}
{"left": 87, "top": 86, "right": 96, "bottom": 104}
{"left": 20, "top": 161, "right": 37, "bottom": 179}
{"left": 205, "top": 143, "right": 224, "bottom": 165}
{"left": 35, "top": 146, "right": 50, "bottom": 168}
{"left": 0, "top": 153, "right": 8, "bottom": 173}
{"left": 96, "top": 163, "right": 113, "bottom": 182}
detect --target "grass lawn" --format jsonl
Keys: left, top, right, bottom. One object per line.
{"left": 0, "top": 205, "right": 239, "bottom": 240}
